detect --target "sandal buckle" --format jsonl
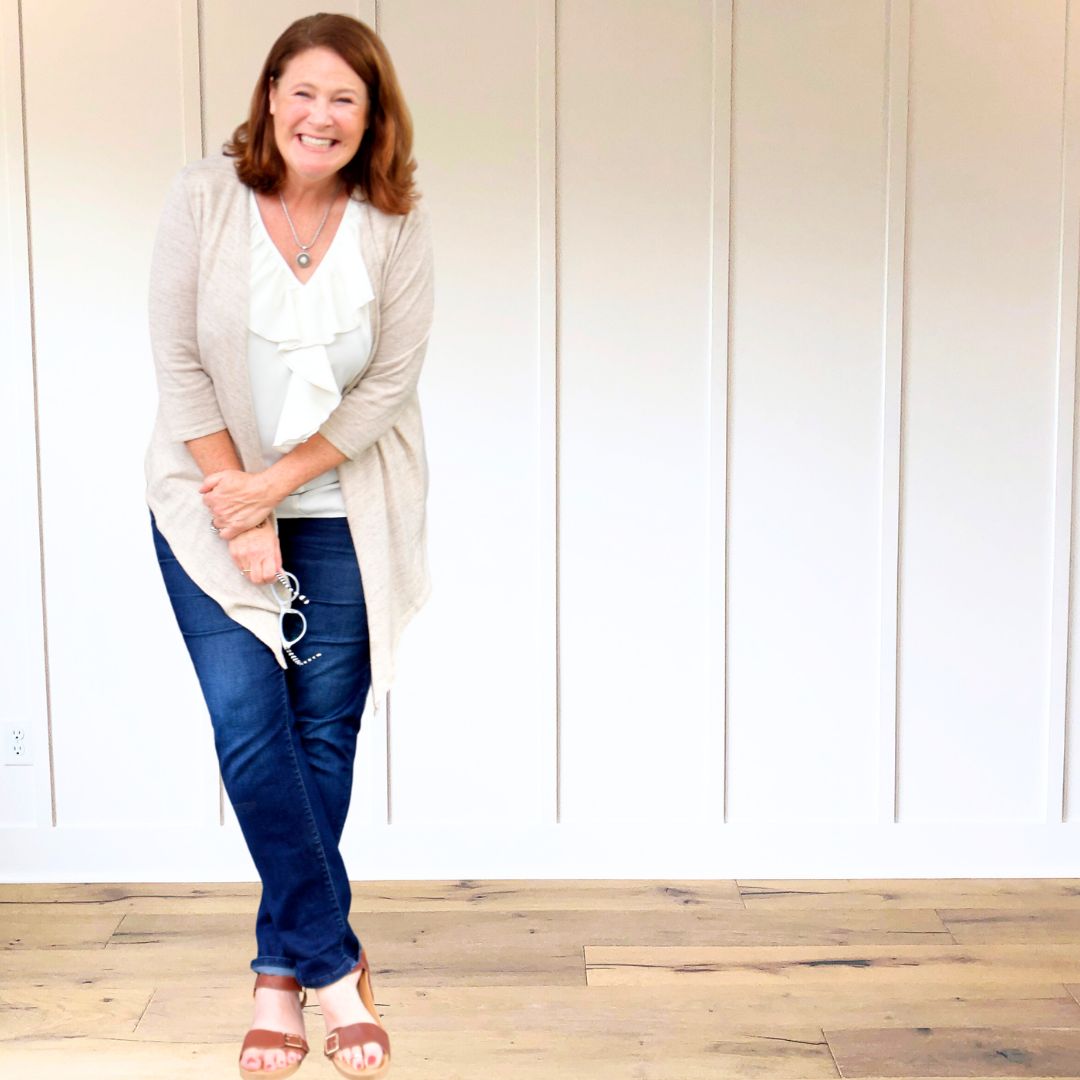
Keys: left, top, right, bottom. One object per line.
{"left": 283, "top": 1032, "right": 306, "bottom": 1049}
{"left": 325, "top": 1031, "right": 340, "bottom": 1055}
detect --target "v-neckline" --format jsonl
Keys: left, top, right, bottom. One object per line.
{"left": 251, "top": 188, "right": 348, "bottom": 287}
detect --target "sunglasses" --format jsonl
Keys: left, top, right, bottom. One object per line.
{"left": 270, "top": 571, "right": 322, "bottom": 667}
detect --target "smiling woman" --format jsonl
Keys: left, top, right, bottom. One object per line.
{"left": 143, "top": 12, "right": 432, "bottom": 1080}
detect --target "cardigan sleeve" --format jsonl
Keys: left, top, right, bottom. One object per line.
{"left": 316, "top": 198, "right": 434, "bottom": 459}
{"left": 148, "top": 170, "right": 228, "bottom": 443}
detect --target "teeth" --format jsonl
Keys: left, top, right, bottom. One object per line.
{"left": 299, "top": 135, "right": 333, "bottom": 147}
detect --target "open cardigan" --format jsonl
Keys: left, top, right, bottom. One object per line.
{"left": 144, "top": 152, "right": 434, "bottom": 707}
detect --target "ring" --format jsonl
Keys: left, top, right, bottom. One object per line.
{"left": 210, "top": 522, "right": 220, "bottom": 534}
{"left": 240, "top": 568, "right": 251, "bottom": 574}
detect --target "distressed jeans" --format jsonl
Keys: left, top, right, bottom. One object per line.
{"left": 150, "top": 512, "right": 371, "bottom": 988}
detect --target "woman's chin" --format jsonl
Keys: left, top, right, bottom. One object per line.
{"left": 284, "top": 157, "right": 344, "bottom": 184}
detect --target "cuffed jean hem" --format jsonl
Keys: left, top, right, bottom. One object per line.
{"left": 295, "top": 952, "right": 361, "bottom": 990}
{"left": 251, "top": 957, "right": 299, "bottom": 978}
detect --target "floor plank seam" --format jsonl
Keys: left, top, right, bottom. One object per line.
{"left": 131, "top": 988, "right": 155, "bottom": 1035}
{"left": 820, "top": 1025, "right": 844, "bottom": 1078}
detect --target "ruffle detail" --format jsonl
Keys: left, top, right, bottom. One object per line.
{"left": 249, "top": 190, "right": 374, "bottom": 452}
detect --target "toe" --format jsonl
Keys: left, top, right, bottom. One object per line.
{"left": 243, "top": 1049, "right": 268, "bottom": 1072}
{"left": 364, "top": 1041, "right": 383, "bottom": 1068}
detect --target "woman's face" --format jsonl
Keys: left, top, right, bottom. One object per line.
{"left": 268, "top": 46, "right": 368, "bottom": 186}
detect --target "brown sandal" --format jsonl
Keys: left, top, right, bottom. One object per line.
{"left": 323, "top": 950, "right": 391, "bottom": 1078}
{"left": 238, "top": 972, "right": 310, "bottom": 1079}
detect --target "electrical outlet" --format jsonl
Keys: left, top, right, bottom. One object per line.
{"left": 2, "top": 725, "right": 32, "bottom": 766}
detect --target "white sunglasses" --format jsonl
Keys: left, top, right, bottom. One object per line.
{"left": 270, "top": 571, "right": 322, "bottom": 667}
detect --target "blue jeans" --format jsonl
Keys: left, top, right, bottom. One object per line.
{"left": 151, "top": 512, "right": 371, "bottom": 988}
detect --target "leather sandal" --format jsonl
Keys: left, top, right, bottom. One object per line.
{"left": 238, "top": 972, "right": 310, "bottom": 1079}
{"left": 323, "top": 950, "right": 391, "bottom": 1078}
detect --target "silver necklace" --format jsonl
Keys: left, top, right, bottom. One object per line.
{"left": 278, "top": 186, "right": 339, "bottom": 268}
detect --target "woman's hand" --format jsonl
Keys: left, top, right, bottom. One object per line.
{"left": 201, "top": 469, "right": 282, "bottom": 539}
{"left": 228, "top": 522, "right": 282, "bottom": 586}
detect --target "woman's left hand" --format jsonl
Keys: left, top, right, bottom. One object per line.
{"left": 201, "top": 469, "right": 279, "bottom": 539}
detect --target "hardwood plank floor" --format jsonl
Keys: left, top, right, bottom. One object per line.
{"left": 2, "top": 879, "right": 1080, "bottom": 1078}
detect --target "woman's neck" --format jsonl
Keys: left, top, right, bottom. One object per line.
{"left": 278, "top": 172, "right": 341, "bottom": 210}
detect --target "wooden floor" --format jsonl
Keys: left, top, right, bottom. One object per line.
{"left": 4, "top": 879, "right": 1080, "bottom": 1078}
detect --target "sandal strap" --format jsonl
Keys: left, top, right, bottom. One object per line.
{"left": 253, "top": 973, "right": 303, "bottom": 994}
{"left": 241, "top": 1028, "right": 309, "bottom": 1055}
{"left": 324, "top": 1021, "right": 390, "bottom": 1058}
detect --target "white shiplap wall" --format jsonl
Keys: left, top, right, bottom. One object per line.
{"left": 3, "top": 0, "right": 1080, "bottom": 881}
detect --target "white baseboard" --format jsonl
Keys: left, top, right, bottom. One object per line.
{"left": 2, "top": 820, "right": 1080, "bottom": 881}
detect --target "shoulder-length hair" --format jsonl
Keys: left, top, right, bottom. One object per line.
{"left": 225, "top": 13, "right": 418, "bottom": 215}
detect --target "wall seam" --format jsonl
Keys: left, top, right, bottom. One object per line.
{"left": 721, "top": 0, "right": 735, "bottom": 825}
{"left": 553, "top": 0, "right": 562, "bottom": 824}
{"left": 707, "top": 0, "right": 733, "bottom": 826}
{"left": 706, "top": 0, "right": 719, "bottom": 826}
{"left": 197, "top": 0, "right": 207, "bottom": 158}
{"left": 1049, "top": 0, "right": 1079, "bottom": 823}
{"left": 879, "top": 0, "right": 912, "bottom": 824}
{"left": 16, "top": 0, "right": 57, "bottom": 828}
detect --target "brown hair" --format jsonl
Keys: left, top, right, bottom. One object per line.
{"left": 224, "top": 13, "right": 418, "bottom": 215}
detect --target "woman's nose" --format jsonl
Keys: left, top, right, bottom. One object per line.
{"left": 308, "top": 97, "right": 332, "bottom": 125}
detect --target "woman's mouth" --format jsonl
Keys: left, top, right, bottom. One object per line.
{"left": 297, "top": 134, "right": 337, "bottom": 149}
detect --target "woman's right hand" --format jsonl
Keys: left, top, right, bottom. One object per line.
{"left": 227, "top": 521, "right": 282, "bottom": 585}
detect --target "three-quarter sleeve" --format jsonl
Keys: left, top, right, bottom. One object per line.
{"left": 148, "top": 171, "right": 228, "bottom": 442}
{"left": 316, "top": 198, "right": 434, "bottom": 459}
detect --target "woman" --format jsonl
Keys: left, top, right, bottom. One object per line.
{"left": 145, "top": 13, "right": 433, "bottom": 1079}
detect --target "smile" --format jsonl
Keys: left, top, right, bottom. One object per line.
{"left": 297, "top": 134, "right": 337, "bottom": 148}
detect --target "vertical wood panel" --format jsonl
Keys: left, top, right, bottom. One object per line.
{"left": 1055, "top": 0, "right": 1080, "bottom": 822}
{"left": 711, "top": 0, "right": 734, "bottom": 824}
{"left": 0, "top": 0, "right": 49, "bottom": 826}
{"left": 878, "top": 0, "right": 912, "bottom": 822}
{"left": 559, "top": 0, "right": 714, "bottom": 823}
{"left": 727, "top": 0, "right": 888, "bottom": 822}
{"left": 24, "top": 0, "right": 217, "bottom": 826}
{"left": 901, "top": 0, "right": 1063, "bottom": 821}
{"left": 382, "top": 0, "right": 556, "bottom": 825}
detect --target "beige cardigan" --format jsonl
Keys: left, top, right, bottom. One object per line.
{"left": 144, "top": 152, "right": 434, "bottom": 707}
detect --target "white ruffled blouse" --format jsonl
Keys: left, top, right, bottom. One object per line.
{"left": 247, "top": 188, "right": 375, "bottom": 517}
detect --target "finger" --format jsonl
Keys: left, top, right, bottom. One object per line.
{"left": 263, "top": 549, "right": 281, "bottom": 585}
{"left": 198, "top": 474, "right": 222, "bottom": 494}
{"left": 253, "top": 554, "right": 275, "bottom": 586}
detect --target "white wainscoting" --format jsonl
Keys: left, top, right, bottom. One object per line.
{"left": 3, "top": 0, "right": 1080, "bottom": 881}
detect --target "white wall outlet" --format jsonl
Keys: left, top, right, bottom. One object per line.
{"left": 2, "top": 725, "right": 32, "bottom": 766}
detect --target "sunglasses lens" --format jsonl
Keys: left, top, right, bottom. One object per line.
{"left": 280, "top": 609, "right": 307, "bottom": 648}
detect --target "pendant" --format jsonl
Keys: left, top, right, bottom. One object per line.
{"left": 296, "top": 251, "right": 311, "bottom": 268}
